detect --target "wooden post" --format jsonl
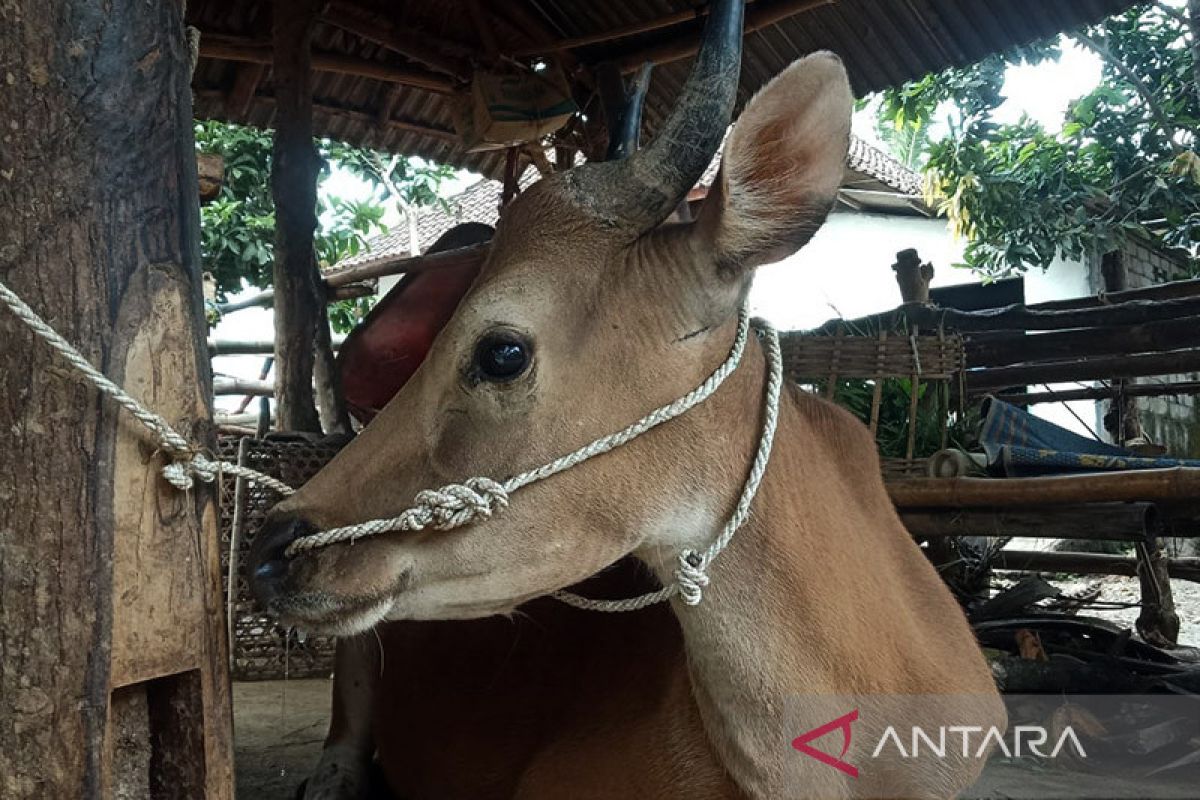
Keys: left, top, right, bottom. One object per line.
{"left": 0, "top": 1, "right": 232, "bottom": 797}
{"left": 892, "top": 248, "right": 934, "bottom": 304}
{"left": 1097, "top": 251, "right": 1176, "bottom": 643}
{"left": 272, "top": 0, "right": 325, "bottom": 433}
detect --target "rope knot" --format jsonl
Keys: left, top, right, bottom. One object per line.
{"left": 411, "top": 477, "right": 509, "bottom": 531}
{"left": 160, "top": 452, "right": 220, "bottom": 490}
{"left": 675, "top": 550, "right": 710, "bottom": 606}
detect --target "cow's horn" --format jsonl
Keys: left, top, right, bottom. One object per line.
{"left": 568, "top": 0, "right": 743, "bottom": 232}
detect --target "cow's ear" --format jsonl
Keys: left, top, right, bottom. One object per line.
{"left": 697, "top": 52, "right": 852, "bottom": 272}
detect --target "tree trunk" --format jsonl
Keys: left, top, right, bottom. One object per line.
{"left": 0, "top": 1, "right": 232, "bottom": 797}
{"left": 1189, "top": 0, "right": 1200, "bottom": 112}
{"left": 272, "top": 0, "right": 324, "bottom": 433}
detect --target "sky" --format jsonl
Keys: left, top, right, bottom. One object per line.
{"left": 213, "top": 42, "right": 1106, "bottom": 415}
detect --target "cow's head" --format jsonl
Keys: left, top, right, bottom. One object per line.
{"left": 250, "top": 4, "right": 852, "bottom": 634}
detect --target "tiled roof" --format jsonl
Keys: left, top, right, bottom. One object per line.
{"left": 336, "top": 134, "right": 920, "bottom": 271}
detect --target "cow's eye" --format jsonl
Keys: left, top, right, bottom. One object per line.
{"left": 473, "top": 333, "right": 531, "bottom": 382}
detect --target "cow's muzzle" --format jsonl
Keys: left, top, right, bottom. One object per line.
{"left": 248, "top": 513, "right": 316, "bottom": 608}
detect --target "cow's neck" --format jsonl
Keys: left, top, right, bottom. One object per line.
{"left": 635, "top": 336, "right": 845, "bottom": 799}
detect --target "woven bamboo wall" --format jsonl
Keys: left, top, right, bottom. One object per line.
{"left": 217, "top": 436, "right": 342, "bottom": 680}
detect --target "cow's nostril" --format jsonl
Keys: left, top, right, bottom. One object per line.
{"left": 248, "top": 515, "right": 317, "bottom": 605}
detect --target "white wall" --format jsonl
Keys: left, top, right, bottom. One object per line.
{"left": 749, "top": 209, "right": 1099, "bottom": 438}
{"left": 749, "top": 210, "right": 974, "bottom": 330}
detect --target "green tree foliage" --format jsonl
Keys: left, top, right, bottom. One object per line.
{"left": 875, "top": 3, "right": 1200, "bottom": 278}
{"left": 195, "top": 122, "right": 455, "bottom": 332}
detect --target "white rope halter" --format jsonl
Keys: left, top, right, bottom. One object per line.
{"left": 0, "top": 275, "right": 780, "bottom": 611}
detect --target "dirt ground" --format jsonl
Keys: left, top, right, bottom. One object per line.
{"left": 234, "top": 679, "right": 331, "bottom": 799}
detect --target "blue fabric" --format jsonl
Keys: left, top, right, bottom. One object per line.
{"left": 979, "top": 398, "right": 1200, "bottom": 476}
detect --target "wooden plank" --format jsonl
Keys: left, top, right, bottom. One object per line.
{"left": 901, "top": 503, "right": 1161, "bottom": 542}
{"left": 889, "top": 468, "right": 1200, "bottom": 508}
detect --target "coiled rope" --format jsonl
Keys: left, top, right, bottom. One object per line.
{"left": 0, "top": 275, "right": 779, "bottom": 610}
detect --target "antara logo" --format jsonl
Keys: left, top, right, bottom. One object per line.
{"left": 791, "top": 709, "right": 860, "bottom": 778}
{"left": 792, "top": 708, "right": 1089, "bottom": 779}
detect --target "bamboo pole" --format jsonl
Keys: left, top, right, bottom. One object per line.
{"left": 213, "top": 377, "right": 275, "bottom": 396}
{"left": 889, "top": 468, "right": 1200, "bottom": 508}
{"left": 208, "top": 337, "right": 344, "bottom": 356}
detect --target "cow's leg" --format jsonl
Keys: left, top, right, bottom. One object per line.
{"left": 302, "top": 635, "right": 382, "bottom": 800}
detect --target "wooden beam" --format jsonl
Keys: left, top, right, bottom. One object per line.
{"left": 967, "top": 315, "right": 1200, "bottom": 368}
{"left": 271, "top": 0, "right": 324, "bottom": 433}
{"left": 992, "top": 551, "right": 1200, "bottom": 583}
{"left": 196, "top": 89, "right": 460, "bottom": 143}
{"left": 997, "top": 380, "right": 1200, "bottom": 407}
{"left": 320, "top": 1, "right": 472, "bottom": 82}
{"left": 376, "top": 83, "right": 405, "bottom": 127}
{"left": 489, "top": 0, "right": 589, "bottom": 90}
{"left": 467, "top": 0, "right": 501, "bottom": 62}
{"left": 323, "top": 242, "right": 490, "bottom": 288}
{"left": 215, "top": 282, "right": 373, "bottom": 315}
{"left": 965, "top": 349, "right": 1200, "bottom": 394}
{"left": 1032, "top": 277, "right": 1200, "bottom": 310}
{"left": 810, "top": 294, "right": 1200, "bottom": 335}
{"left": 512, "top": 0, "right": 761, "bottom": 57}
{"left": 199, "top": 34, "right": 456, "bottom": 94}
{"left": 901, "top": 503, "right": 1161, "bottom": 542}
{"left": 889, "top": 468, "right": 1200, "bottom": 509}
{"left": 225, "top": 62, "right": 267, "bottom": 118}
{"left": 617, "top": 0, "right": 836, "bottom": 72}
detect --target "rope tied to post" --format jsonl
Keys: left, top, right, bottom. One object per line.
{"left": 1, "top": 272, "right": 780, "bottom": 611}
{"left": 0, "top": 279, "right": 295, "bottom": 497}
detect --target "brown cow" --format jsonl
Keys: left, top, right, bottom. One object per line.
{"left": 250, "top": 3, "right": 1003, "bottom": 797}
